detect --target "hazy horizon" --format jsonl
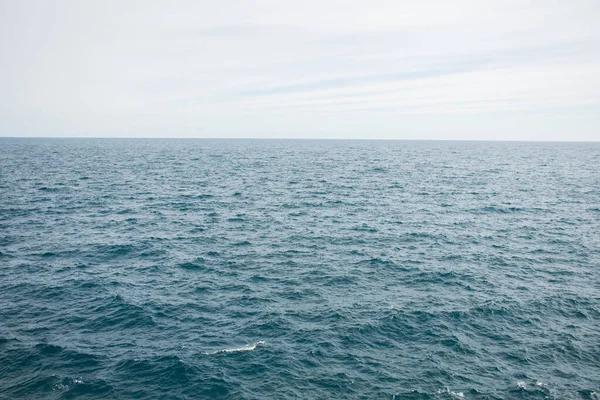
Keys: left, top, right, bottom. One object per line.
{"left": 2, "top": 136, "right": 600, "bottom": 143}
{"left": 2, "top": 0, "right": 599, "bottom": 141}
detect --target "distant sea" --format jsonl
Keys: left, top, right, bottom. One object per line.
{"left": 1, "top": 138, "right": 599, "bottom": 399}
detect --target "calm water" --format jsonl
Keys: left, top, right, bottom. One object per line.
{"left": 1, "top": 138, "right": 599, "bottom": 399}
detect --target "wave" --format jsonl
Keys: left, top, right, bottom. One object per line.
{"left": 204, "top": 341, "right": 265, "bottom": 355}
{"left": 85, "top": 295, "right": 156, "bottom": 331}
{"left": 437, "top": 387, "right": 464, "bottom": 398}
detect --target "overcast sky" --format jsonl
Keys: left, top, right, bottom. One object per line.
{"left": 1, "top": 0, "right": 599, "bottom": 140}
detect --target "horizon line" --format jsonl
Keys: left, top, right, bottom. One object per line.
{"left": 0, "top": 136, "right": 599, "bottom": 143}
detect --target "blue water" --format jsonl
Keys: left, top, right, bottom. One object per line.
{"left": 1, "top": 138, "right": 599, "bottom": 399}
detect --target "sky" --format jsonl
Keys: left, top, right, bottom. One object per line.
{"left": 1, "top": 0, "right": 599, "bottom": 140}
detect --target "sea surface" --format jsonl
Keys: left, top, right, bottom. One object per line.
{"left": 1, "top": 138, "right": 599, "bottom": 399}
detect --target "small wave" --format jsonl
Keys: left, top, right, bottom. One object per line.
{"left": 437, "top": 387, "right": 464, "bottom": 398}
{"left": 177, "top": 258, "right": 206, "bottom": 270}
{"left": 95, "top": 244, "right": 136, "bottom": 257}
{"left": 86, "top": 295, "right": 156, "bottom": 331}
{"left": 36, "top": 343, "right": 64, "bottom": 355}
{"left": 579, "top": 390, "right": 600, "bottom": 399}
{"left": 356, "top": 257, "right": 397, "bottom": 267}
{"left": 49, "top": 375, "right": 112, "bottom": 396}
{"left": 204, "top": 341, "right": 265, "bottom": 355}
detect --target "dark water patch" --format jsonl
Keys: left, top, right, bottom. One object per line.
{"left": 177, "top": 258, "right": 208, "bottom": 271}
{"left": 139, "top": 248, "right": 169, "bottom": 258}
{"left": 38, "top": 186, "right": 60, "bottom": 192}
{"left": 355, "top": 257, "right": 397, "bottom": 267}
{"left": 0, "top": 340, "right": 109, "bottom": 398}
{"left": 37, "top": 249, "right": 82, "bottom": 259}
{"left": 324, "top": 275, "right": 360, "bottom": 286}
{"left": 350, "top": 224, "right": 379, "bottom": 233}
{"left": 91, "top": 244, "right": 137, "bottom": 257}
{"left": 85, "top": 295, "right": 156, "bottom": 331}
{"left": 36, "top": 343, "right": 64, "bottom": 355}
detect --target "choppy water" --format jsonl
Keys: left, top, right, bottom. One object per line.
{"left": 1, "top": 138, "right": 599, "bottom": 399}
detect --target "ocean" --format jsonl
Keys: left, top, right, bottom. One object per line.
{"left": 0, "top": 138, "right": 599, "bottom": 399}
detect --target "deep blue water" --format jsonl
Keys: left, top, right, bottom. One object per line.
{"left": 1, "top": 138, "right": 599, "bottom": 399}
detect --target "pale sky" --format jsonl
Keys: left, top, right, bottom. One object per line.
{"left": 1, "top": 0, "right": 599, "bottom": 140}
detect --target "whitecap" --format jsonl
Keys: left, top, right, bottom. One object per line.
{"left": 52, "top": 383, "right": 67, "bottom": 391}
{"left": 204, "top": 341, "right": 265, "bottom": 355}
{"left": 437, "top": 387, "right": 464, "bottom": 398}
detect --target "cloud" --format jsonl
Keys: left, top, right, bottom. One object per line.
{"left": 1, "top": 0, "right": 599, "bottom": 139}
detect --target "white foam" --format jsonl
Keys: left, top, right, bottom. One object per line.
{"left": 204, "top": 341, "right": 265, "bottom": 355}
{"left": 437, "top": 387, "right": 464, "bottom": 398}
{"left": 516, "top": 381, "right": 526, "bottom": 389}
{"left": 52, "top": 383, "right": 67, "bottom": 391}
